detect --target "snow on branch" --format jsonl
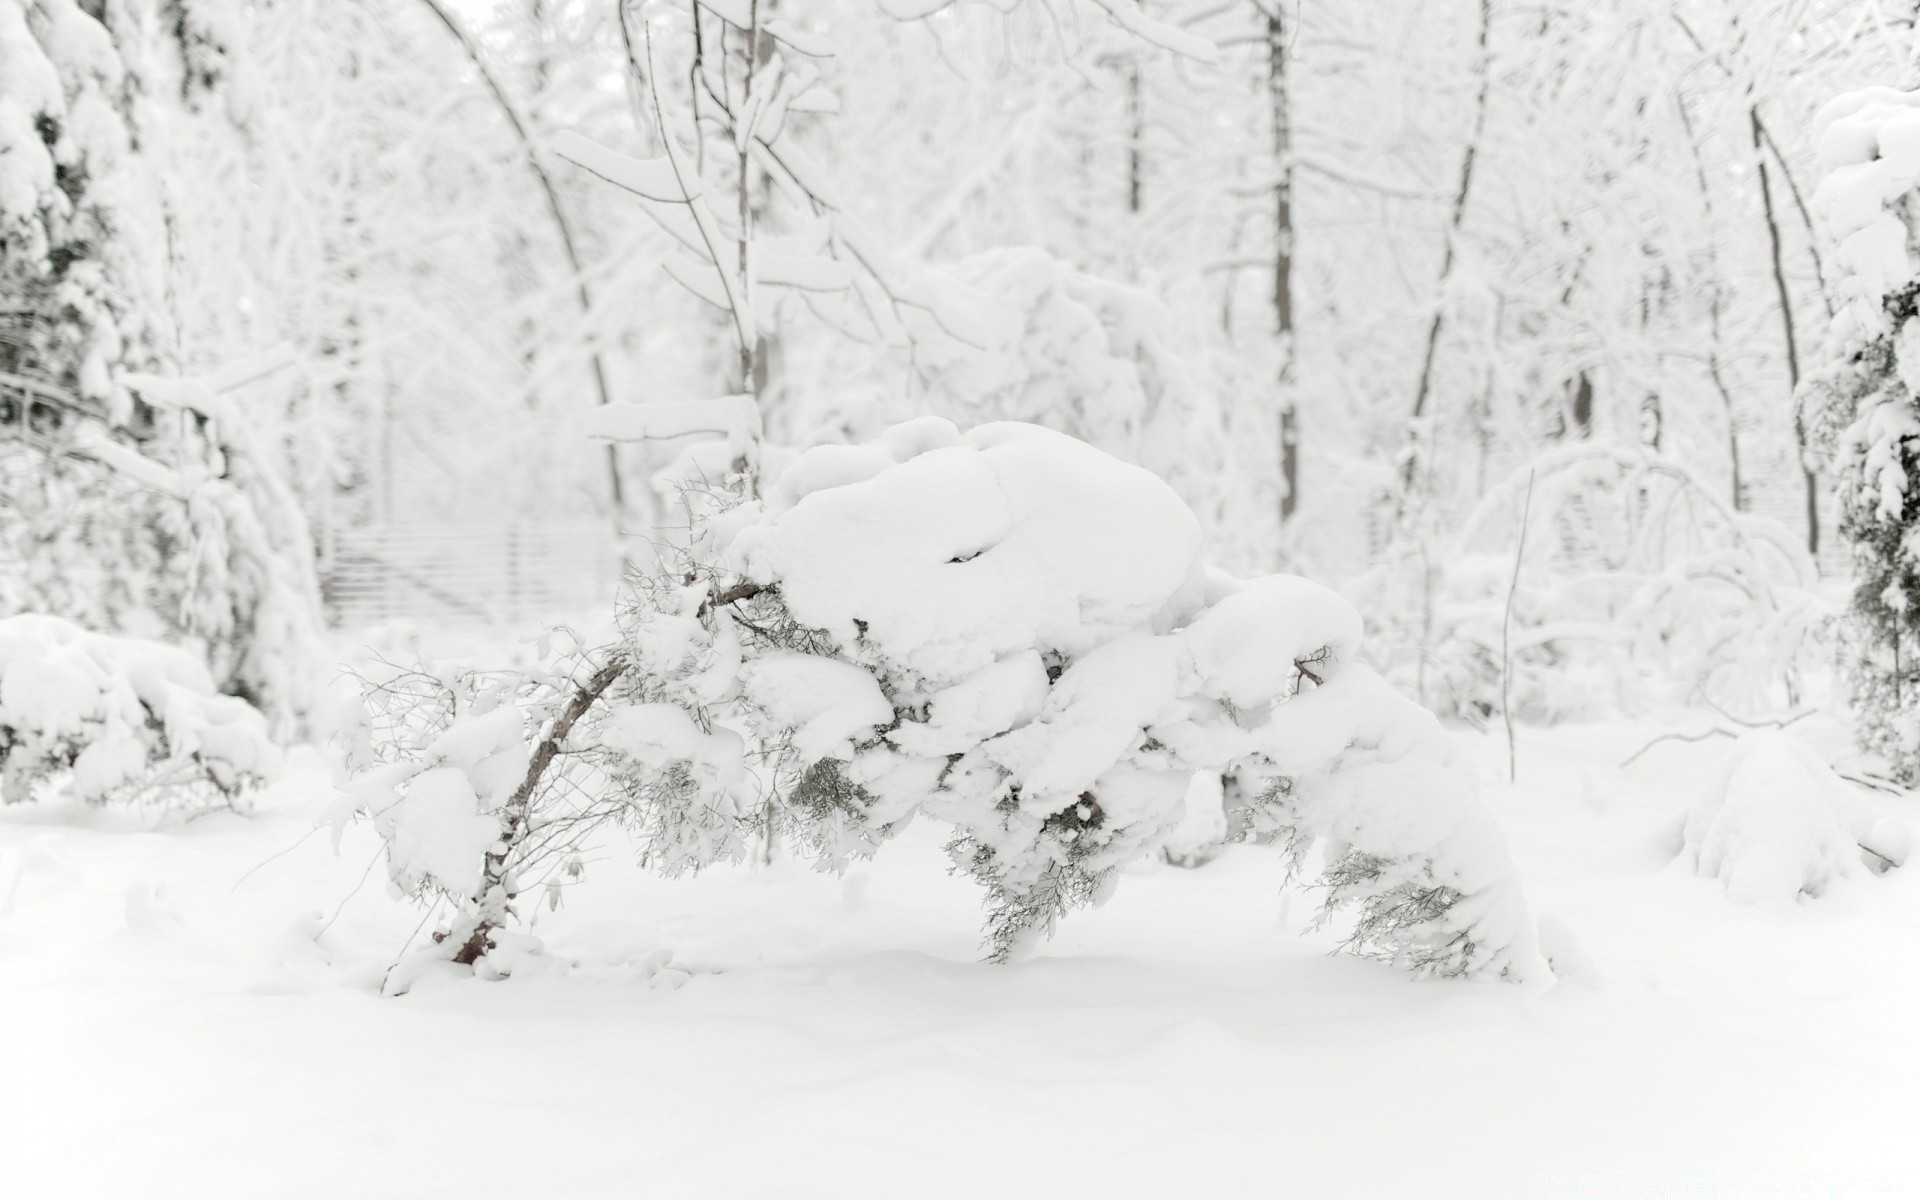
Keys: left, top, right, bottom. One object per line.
{"left": 342, "top": 419, "right": 1551, "bottom": 987}
{"left": 583, "top": 395, "right": 760, "bottom": 444}
{"left": 550, "top": 130, "right": 700, "bottom": 204}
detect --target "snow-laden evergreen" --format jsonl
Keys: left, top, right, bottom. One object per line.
{"left": 342, "top": 418, "right": 1548, "bottom": 985}
{"left": 1804, "top": 87, "right": 1920, "bottom": 781}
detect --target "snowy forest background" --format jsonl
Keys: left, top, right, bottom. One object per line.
{"left": 7, "top": 0, "right": 1920, "bottom": 1194}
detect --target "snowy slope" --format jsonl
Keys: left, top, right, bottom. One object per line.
{"left": 2, "top": 719, "right": 1917, "bottom": 1198}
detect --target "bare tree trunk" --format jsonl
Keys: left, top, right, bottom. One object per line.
{"left": 1569, "top": 372, "right": 1593, "bottom": 438}
{"left": 1402, "top": 0, "right": 1492, "bottom": 497}
{"left": 1266, "top": 7, "right": 1299, "bottom": 524}
{"left": 736, "top": 0, "right": 761, "bottom": 414}
{"left": 1752, "top": 104, "right": 1817, "bottom": 557}
{"left": 1126, "top": 58, "right": 1144, "bottom": 219}
{"left": 416, "top": 0, "right": 625, "bottom": 518}
{"left": 1677, "top": 91, "right": 1745, "bottom": 512}
{"left": 1502, "top": 471, "right": 1536, "bottom": 783}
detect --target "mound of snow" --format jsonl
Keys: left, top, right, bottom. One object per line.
{"left": 726, "top": 421, "right": 1548, "bottom": 979}
{"left": 730, "top": 419, "right": 1205, "bottom": 686}
{"left": 343, "top": 696, "right": 530, "bottom": 899}
{"left": 0, "top": 614, "right": 279, "bottom": 803}
{"left": 1683, "top": 732, "right": 1903, "bottom": 903}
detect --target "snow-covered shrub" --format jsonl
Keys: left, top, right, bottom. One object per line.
{"left": 1682, "top": 732, "right": 1908, "bottom": 903}
{"left": 1802, "top": 87, "right": 1920, "bottom": 781}
{"left": 341, "top": 419, "right": 1549, "bottom": 985}
{"left": 1357, "top": 445, "right": 1826, "bottom": 724}
{"left": 0, "top": 614, "right": 277, "bottom": 805}
{"left": 334, "top": 662, "right": 544, "bottom": 975}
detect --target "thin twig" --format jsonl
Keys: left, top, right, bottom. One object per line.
{"left": 1501, "top": 470, "right": 1534, "bottom": 783}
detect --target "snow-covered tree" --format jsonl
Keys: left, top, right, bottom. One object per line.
{"left": 0, "top": 0, "right": 323, "bottom": 730}
{"left": 340, "top": 418, "right": 1549, "bottom": 987}
{"left": 1802, "top": 87, "right": 1920, "bottom": 781}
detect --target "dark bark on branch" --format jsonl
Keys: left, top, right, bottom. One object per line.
{"left": 1751, "top": 104, "right": 1817, "bottom": 557}
{"left": 450, "top": 655, "right": 629, "bottom": 965}
{"left": 699, "top": 580, "right": 769, "bottom": 618}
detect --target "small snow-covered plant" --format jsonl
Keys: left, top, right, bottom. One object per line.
{"left": 1682, "top": 732, "right": 1909, "bottom": 903}
{"left": 0, "top": 614, "right": 278, "bottom": 806}
{"left": 1359, "top": 444, "right": 1826, "bottom": 724}
{"left": 344, "top": 419, "right": 1550, "bottom": 986}
{"left": 1802, "top": 88, "right": 1920, "bottom": 781}
{"left": 333, "top": 640, "right": 627, "bottom": 978}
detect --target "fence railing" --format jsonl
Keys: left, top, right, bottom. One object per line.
{"left": 322, "top": 522, "right": 620, "bottom": 628}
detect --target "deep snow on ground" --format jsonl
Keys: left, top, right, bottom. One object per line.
{"left": 4, "top": 714, "right": 1919, "bottom": 1198}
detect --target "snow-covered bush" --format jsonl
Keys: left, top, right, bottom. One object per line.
{"left": 0, "top": 614, "right": 278, "bottom": 806}
{"left": 1357, "top": 445, "right": 1827, "bottom": 724}
{"left": 0, "top": 3, "right": 326, "bottom": 734}
{"left": 1682, "top": 732, "right": 1909, "bottom": 903}
{"left": 1802, "top": 87, "right": 1920, "bottom": 781}
{"left": 341, "top": 419, "right": 1549, "bottom": 986}
{"left": 334, "top": 660, "right": 556, "bottom": 976}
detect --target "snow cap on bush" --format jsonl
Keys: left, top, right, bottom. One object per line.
{"left": 1684, "top": 731, "right": 1908, "bottom": 903}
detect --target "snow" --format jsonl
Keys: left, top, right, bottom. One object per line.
{"left": 731, "top": 421, "right": 1205, "bottom": 686}
{"left": 5, "top": 717, "right": 1919, "bottom": 1196}
{"left": 338, "top": 699, "right": 529, "bottom": 897}
{"left": 597, "top": 703, "right": 747, "bottom": 789}
{"left": 981, "top": 631, "right": 1181, "bottom": 800}
{"left": 887, "top": 649, "right": 1049, "bottom": 756}
{"left": 1682, "top": 731, "right": 1897, "bottom": 904}
{"left": 0, "top": 615, "right": 279, "bottom": 803}
{"left": 756, "top": 251, "right": 853, "bottom": 292}
{"left": 372, "top": 765, "right": 496, "bottom": 897}
{"left": 761, "top": 18, "right": 833, "bottom": 60}
{"left": 598, "top": 419, "right": 1543, "bottom": 978}
{"left": 739, "top": 650, "right": 893, "bottom": 763}
{"left": 551, "top": 130, "right": 698, "bottom": 203}
{"left": 1181, "top": 573, "right": 1363, "bottom": 709}
{"left": 1814, "top": 87, "right": 1920, "bottom": 345}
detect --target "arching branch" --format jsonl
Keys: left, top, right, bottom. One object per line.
{"left": 413, "top": 0, "right": 625, "bottom": 514}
